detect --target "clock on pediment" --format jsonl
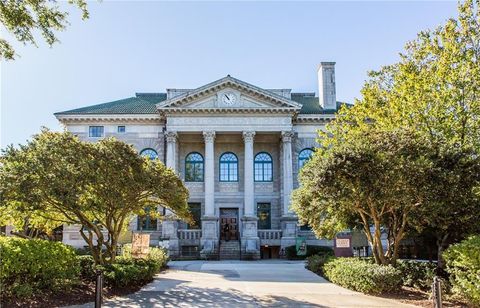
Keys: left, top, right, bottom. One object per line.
{"left": 220, "top": 91, "right": 237, "bottom": 107}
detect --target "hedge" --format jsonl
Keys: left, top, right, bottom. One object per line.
{"left": 80, "top": 245, "right": 169, "bottom": 288}
{"left": 444, "top": 235, "right": 480, "bottom": 306}
{"left": 285, "top": 245, "right": 334, "bottom": 260}
{"left": 395, "top": 260, "right": 436, "bottom": 290}
{"left": 0, "top": 236, "right": 80, "bottom": 298}
{"left": 323, "top": 258, "right": 401, "bottom": 294}
{"left": 306, "top": 254, "right": 334, "bottom": 275}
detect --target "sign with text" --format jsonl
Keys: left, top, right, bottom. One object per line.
{"left": 131, "top": 233, "right": 150, "bottom": 258}
{"left": 334, "top": 235, "right": 353, "bottom": 257}
{"left": 336, "top": 238, "right": 350, "bottom": 248}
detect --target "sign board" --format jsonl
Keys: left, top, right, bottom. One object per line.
{"left": 296, "top": 236, "right": 307, "bottom": 256}
{"left": 334, "top": 235, "right": 353, "bottom": 257}
{"left": 131, "top": 233, "right": 150, "bottom": 258}
{"left": 336, "top": 238, "right": 350, "bottom": 248}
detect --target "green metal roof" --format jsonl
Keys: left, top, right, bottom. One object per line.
{"left": 55, "top": 92, "right": 350, "bottom": 115}
{"left": 54, "top": 93, "right": 167, "bottom": 115}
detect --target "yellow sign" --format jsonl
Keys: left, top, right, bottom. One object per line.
{"left": 132, "top": 233, "right": 150, "bottom": 258}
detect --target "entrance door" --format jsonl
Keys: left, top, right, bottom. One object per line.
{"left": 220, "top": 208, "right": 238, "bottom": 240}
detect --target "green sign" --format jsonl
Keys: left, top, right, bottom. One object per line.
{"left": 296, "top": 236, "right": 307, "bottom": 256}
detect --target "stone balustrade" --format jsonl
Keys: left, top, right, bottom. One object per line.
{"left": 178, "top": 229, "right": 202, "bottom": 240}
{"left": 258, "top": 229, "right": 282, "bottom": 240}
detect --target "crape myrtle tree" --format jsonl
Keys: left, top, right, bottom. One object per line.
{"left": 293, "top": 0, "right": 480, "bottom": 268}
{"left": 292, "top": 130, "right": 432, "bottom": 265}
{"left": 0, "top": 129, "right": 191, "bottom": 265}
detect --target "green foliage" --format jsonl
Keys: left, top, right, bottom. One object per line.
{"left": 395, "top": 260, "right": 436, "bottom": 290}
{"left": 285, "top": 245, "right": 333, "bottom": 260}
{"left": 77, "top": 255, "right": 96, "bottom": 280}
{"left": 444, "top": 235, "right": 480, "bottom": 305}
{"left": 0, "top": 236, "right": 80, "bottom": 298}
{"left": 292, "top": 0, "right": 480, "bottom": 267}
{"left": 0, "top": 129, "right": 191, "bottom": 265}
{"left": 323, "top": 258, "right": 401, "bottom": 294}
{"left": 0, "top": 0, "right": 89, "bottom": 60}
{"left": 121, "top": 244, "right": 169, "bottom": 266}
{"left": 101, "top": 256, "right": 166, "bottom": 288}
{"left": 306, "top": 254, "right": 334, "bottom": 275}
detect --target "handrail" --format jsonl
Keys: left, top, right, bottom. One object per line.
{"left": 238, "top": 230, "right": 242, "bottom": 260}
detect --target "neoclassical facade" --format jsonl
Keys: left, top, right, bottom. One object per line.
{"left": 55, "top": 62, "right": 346, "bottom": 259}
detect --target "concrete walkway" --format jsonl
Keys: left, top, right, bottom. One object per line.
{"left": 69, "top": 260, "right": 417, "bottom": 308}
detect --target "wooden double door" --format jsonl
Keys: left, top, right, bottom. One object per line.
{"left": 220, "top": 208, "right": 238, "bottom": 241}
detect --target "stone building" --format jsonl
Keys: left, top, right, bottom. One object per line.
{"left": 54, "top": 62, "right": 347, "bottom": 259}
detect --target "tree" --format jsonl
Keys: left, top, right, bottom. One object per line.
{"left": 0, "top": 0, "right": 89, "bottom": 60}
{"left": 0, "top": 129, "right": 191, "bottom": 264}
{"left": 292, "top": 130, "right": 431, "bottom": 265}
{"left": 297, "top": 0, "right": 480, "bottom": 268}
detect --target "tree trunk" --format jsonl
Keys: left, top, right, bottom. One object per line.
{"left": 436, "top": 233, "right": 449, "bottom": 275}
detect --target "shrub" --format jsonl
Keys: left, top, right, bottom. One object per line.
{"left": 101, "top": 257, "right": 159, "bottom": 287}
{"left": 100, "top": 246, "right": 169, "bottom": 287}
{"left": 306, "top": 254, "right": 334, "bottom": 275}
{"left": 0, "top": 236, "right": 80, "bottom": 298}
{"left": 323, "top": 257, "right": 401, "bottom": 294}
{"left": 77, "top": 255, "right": 96, "bottom": 280}
{"left": 444, "top": 235, "right": 480, "bottom": 305}
{"left": 285, "top": 245, "right": 334, "bottom": 260}
{"left": 395, "top": 260, "right": 436, "bottom": 290}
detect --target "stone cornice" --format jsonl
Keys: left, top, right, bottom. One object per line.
{"left": 294, "top": 114, "right": 336, "bottom": 123}
{"left": 159, "top": 108, "right": 298, "bottom": 115}
{"left": 55, "top": 114, "right": 163, "bottom": 124}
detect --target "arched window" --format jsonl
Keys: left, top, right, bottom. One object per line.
{"left": 140, "top": 148, "right": 158, "bottom": 160}
{"left": 254, "top": 152, "right": 273, "bottom": 182}
{"left": 298, "top": 148, "right": 314, "bottom": 169}
{"left": 219, "top": 152, "right": 238, "bottom": 182}
{"left": 185, "top": 152, "right": 204, "bottom": 182}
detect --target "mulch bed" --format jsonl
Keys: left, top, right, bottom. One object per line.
{"left": 380, "top": 286, "right": 470, "bottom": 308}
{"left": 1, "top": 280, "right": 149, "bottom": 308}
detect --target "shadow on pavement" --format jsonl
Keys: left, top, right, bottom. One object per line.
{"left": 100, "top": 285, "right": 326, "bottom": 307}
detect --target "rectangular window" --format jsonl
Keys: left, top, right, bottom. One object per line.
{"left": 257, "top": 203, "right": 271, "bottom": 229}
{"left": 117, "top": 126, "right": 126, "bottom": 133}
{"left": 187, "top": 203, "right": 202, "bottom": 229}
{"left": 89, "top": 126, "right": 104, "bottom": 138}
{"left": 137, "top": 207, "right": 157, "bottom": 231}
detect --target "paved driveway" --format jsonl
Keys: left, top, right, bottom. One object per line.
{"left": 70, "top": 260, "right": 416, "bottom": 308}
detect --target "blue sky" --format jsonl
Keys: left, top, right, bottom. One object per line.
{"left": 1, "top": 1, "right": 459, "bottom": 147}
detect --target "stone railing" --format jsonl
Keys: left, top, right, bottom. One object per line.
{"left": 258, "top": 229, "right": 282, "bottom": 240}
{"left": 178, "top": 229, "right": 202, "bottom": 240}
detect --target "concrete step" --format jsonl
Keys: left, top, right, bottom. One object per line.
{"left": 219, "top": 240, "right": 240, "bottom": 260}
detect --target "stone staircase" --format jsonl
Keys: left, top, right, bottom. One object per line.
{"left": 219, "top": 240, "right": 240, "bottom": 260}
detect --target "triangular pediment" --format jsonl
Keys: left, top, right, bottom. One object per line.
{"left": 156, "top": 76, "right": 302, "bottom": 112}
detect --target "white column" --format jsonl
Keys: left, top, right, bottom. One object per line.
{"left": 243, "top": 131, "right": 256, "bottom": 217}
{"left": 282, "top": 131, "right": 294, "bottom": 215}
{"left": 165, "top": 131, "right": 178, "bottom": 171}
{"left": 203, "top": 131, "right": 216, "bottom": 217}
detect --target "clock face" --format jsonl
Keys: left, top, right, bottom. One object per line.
{"left": 222, "top": 92, "right": 237, "bottom": 105}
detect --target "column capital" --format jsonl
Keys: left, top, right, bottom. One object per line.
{"left": 281, "top": 131, "right": 294, "bottom": 143}
{"left": 242, "top": 131, "right": 256, "bottom": 143}
{"left": 165, "top": 131, "right": 178, "bottom": 143}
{"left": 203, "top": 131, "right": 216, "bottom": 143}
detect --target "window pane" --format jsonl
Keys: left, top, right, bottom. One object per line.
{"left": 89, "top": 126, "right": 104, "bottom": 137}
{"left": 117, "top": 126, "right": 126, "bottom": 133}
